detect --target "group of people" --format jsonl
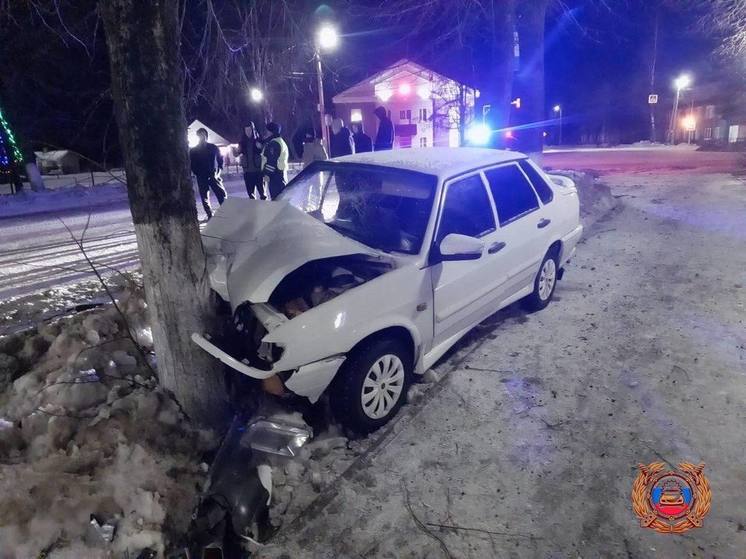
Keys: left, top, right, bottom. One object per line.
{"left": 327, "top": 106, "right": 394, "bottom": 158}
{"left": 188, "top": 105, "right": 395, "bottom": 219}
{"left": 189, "top": 121, "right": 288, "bottom": 219}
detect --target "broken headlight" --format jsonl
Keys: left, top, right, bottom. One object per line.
{"left": 257, "top": 341, "right": 284, "bottom": 364}
{"left": 232, "top": 303, "right": 284, "bottom": 367}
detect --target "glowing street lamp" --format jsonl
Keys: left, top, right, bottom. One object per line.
{"left": 669, "top": 73, "right": 692, "bottom": 143}
{"left": 682, "top": 114, "right": 697, "bottom": 144}
{"left": 314, "top": 23, "right": 340, "bottom": 153}
{"left": 317, "top": 24, "right": 339, "bottom": 51}
{"left": 249, "top": 87, "right": 263, "bottom": 103}
{"left": 553, "top": 104, "right": 563, "bottom": 145}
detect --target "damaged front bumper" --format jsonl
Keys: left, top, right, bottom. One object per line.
{"left": 191, "top": 333, "right": 345, "bottom": 403}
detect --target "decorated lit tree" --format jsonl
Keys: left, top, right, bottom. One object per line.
{"left": 0, "top": 105, "right": 23, "bottom": 190}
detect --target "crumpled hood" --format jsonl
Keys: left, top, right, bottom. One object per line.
{"left": 201, "top": 199, "right": 381, "bottom": 306}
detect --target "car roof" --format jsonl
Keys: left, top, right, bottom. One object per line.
{"left": 330, "top": 147, "right": 527, "bottom": 180}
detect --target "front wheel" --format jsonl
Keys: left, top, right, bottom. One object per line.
{"left": 330, "top": 337, "right": 412, "bottom": 434}
{"left": 522, "top": 249, "right": 559, "bottom": 312}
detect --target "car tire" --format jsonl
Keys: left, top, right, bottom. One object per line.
{"left": 330, "top": 337, "right": 412, "bottom": 435}
{"left": 522, "top": 247, "right": 560, "bottom": 312}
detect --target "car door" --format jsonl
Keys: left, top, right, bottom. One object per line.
{"left": 483, "top": 162, "right": 547, "bottom": 300}
{"left": 430, "top": 173, "right": 503, "bottom": 348}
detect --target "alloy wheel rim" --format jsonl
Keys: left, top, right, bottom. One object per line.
{"left": 538, "top": 259, "right": 557, "bottom": 301}
{"left": 361, "top": 354, "right": 405, "bottom": 419}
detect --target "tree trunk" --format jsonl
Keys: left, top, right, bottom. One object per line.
{"left": 515, "top": 0, "right": 548, "bottom": 156}
{"left": 486, "top": 0, "right": 516, "bottom": 133}
{"left": 100, "top": 0, "right": 227, "bottom": 428}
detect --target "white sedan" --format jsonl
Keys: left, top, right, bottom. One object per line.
{"left": 193, "top": 147, "right": 582, "bottom": 433}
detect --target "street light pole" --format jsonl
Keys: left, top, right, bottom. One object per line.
{"left": 314, "top": 51, "right": 329, "bottom": 154}
{"left": 669, "top": 87, "right": 681, "bottom": 144}
{"left": 554, "top": 105, "right": 563, "bottom": 146}
{"left": 669, "top": 74, "right": 691, "bottom": 144}
{"left": 313, "top": 24, "right": 339, "bottom": 154}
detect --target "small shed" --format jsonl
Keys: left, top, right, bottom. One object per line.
{"left": 34, "top": 150, "right": 81, "bottom": 174}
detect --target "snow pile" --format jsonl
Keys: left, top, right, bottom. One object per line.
{"left": 0, "top": 288, "right": 216, "bottom": 558}
{"left": 0, "top": 182, "right": 129, "bottom": 219}
{"left": 551, "top": 170, "right": 618, "bottom": 228}
{"left": 1, "top": 273, "right": 143, "bottom": 336}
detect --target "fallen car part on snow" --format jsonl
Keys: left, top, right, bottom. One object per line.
{"left": 87, "top": 514, "right": 116, "bottom": 544}
{"left": 187, "top": 414, "right": 312, "bottom": 558}
{"left": 246, "top": 419, "right": 312, "bottom": 457}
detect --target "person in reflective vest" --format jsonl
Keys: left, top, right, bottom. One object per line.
{"left": 262, "top": 122, "right": 289, "bottom": 200}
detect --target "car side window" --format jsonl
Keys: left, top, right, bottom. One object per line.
{"left": 437, "top": 174, "right": 496, "bottom": 242}
{"left": 519, "top": 160, "right": 554, "bottom": 205}
{"left": 484, "top": 164, "right": 540, "bottom": 226}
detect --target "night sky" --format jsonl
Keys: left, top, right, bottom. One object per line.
{"left": 0, "top": 0, "right": 719, "bottom": 161}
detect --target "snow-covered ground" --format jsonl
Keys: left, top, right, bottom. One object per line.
{"left": 0, "top": 174, "right": 252, "bottom": 335}
{"left": 1, "top": 147, "right": 744, "bottom": 557}
{"left": 259, "top": 165, "right": 746, "bottom": 558}
{"left": 0, "top": 288, "right": 217, "bottom": 558}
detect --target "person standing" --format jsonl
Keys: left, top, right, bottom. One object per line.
{"left": 236, "top": 121, "right": 264, "bottom": 199}
{"left": 351, "top": 122, "right": 373, "bottom": 153}
{"left": 262, "top": 122, "right": 289, "bottom": 200}
{"left": 301, "top": 129, "right": 328, "bottom": 168}
{"left": 189, "top": 127, "right": 227, "bottom": 219}
{"left": 330, "top": 117, "right": 355, "bottom": 158}
{"left": 374, "top": 106, "right": 394, "bottom": 151}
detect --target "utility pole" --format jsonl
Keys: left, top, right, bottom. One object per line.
{"left": 668, "top": 75, "right": 691, "bottom": 144}
{"left": 315, "top": 52, "right": 329, "bottom": 153}
{"left": 649, "top": 9, "right": 659, "bottom": 142}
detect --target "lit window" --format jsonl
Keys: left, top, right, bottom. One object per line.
{"left": 704, "top": 127, "right": 712, "bottom": 140}
{"left": 350, "top": 109, "right": 362, "bottom": 122}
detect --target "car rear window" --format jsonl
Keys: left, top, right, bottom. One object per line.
{"left": 519, "top": 160, "right": 554, "bottom": 205}
{"left": 484, "top": 164, "right": 540, "bottom": 226}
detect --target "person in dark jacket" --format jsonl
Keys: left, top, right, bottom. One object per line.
{"left": 374, "top": 106, "right": 394, "bottom": 151}
{"left": 330, "top": 118, "right": 355, "bottom": 158}
{"left": 189, "top": 128, "right": 227, "bottom": 219}
{"left": 262, "top": 122, "right": 289, "bottom": 200}
{"left": 351, "top": 122, "right": 373, "bottom": 153}
{"left": 236, "top": 121, "right": 264, "bottom": 199}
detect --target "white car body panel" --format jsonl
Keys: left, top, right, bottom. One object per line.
{"left": 201, "top": 199, "right": 380, "bottom": 307}
{"left": 194, "top": 148, "right": 583, "bottom": 403}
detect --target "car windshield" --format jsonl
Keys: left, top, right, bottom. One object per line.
{"left": 278, "top": 162, "right": 437, "bottom": 254}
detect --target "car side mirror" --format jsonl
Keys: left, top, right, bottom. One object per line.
{"left": 435, "top": 233, "right": 484, "bottom": 262}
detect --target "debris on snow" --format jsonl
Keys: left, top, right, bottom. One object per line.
{"left": 0, "top": 287, "right": 217, "bottom": 559}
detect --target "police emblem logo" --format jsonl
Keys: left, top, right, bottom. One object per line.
{"left": 632, "top": 462, "right": 711, "bottom": 534}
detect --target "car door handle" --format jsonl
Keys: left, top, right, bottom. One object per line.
{"left": 488, "top": 241, "right": 506, "bottom": 254}
{"left": 537, "top": 218, "right": 551, "bottom": 229}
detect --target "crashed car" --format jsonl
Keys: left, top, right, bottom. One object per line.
{"left": 193, "top": 147, "right": 582, "bottom": 433}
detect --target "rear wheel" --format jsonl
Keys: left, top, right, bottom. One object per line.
{"left": 522, "top": 248, "right": 559, "bottom": 311}
{"left": 330, "top": 337, "right": 412, "bottom": 434}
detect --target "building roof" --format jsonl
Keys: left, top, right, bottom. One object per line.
{"left": 34, "top": 150, "right": 79, "bottom": 162}
{"left": 330, "top": 147, "right": 526, "bottom": 179}
{"left": 187, "top": 119, "right": 231, "bottom": 146}
{"left": 333, "top": 59, "right": 474, "bottom": 105}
